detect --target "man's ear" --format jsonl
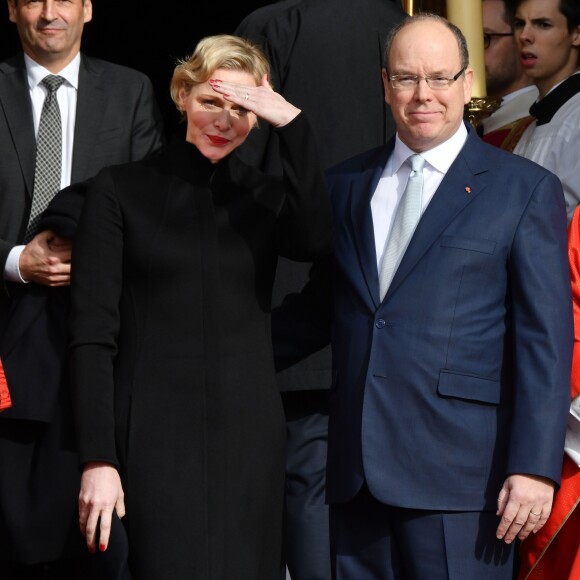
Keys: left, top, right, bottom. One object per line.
{"left": 382, "top": 69, "right": 392, "bottom": 106}
{"left": 83, "top": 0, "right": 94, "bottom": 24}
{"left": 7, "top": 0, "right": 17, "bottom": 24}
{"left": 463, "top": 68, "right": 474, "bottom": 104}
{"left": 572, "top": 24, "right": 580, "bottom": 47}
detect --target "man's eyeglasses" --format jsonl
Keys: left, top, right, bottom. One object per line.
{"left": 388, "top": 68, "right": 466, "bottom": 90}
{"left": 483, "top": 32, "right": 513, "bottom": 49}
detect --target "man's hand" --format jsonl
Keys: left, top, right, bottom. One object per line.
{"left": 79, "top": 462, "right": 126, "bottom": 553}
{"left": 19, "top": 229, "right": 71, "bottom": 286}
{"left": 496, "top": 473, "right": 555, "bottom": 543}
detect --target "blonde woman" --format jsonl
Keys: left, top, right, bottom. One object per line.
{"left": 62, "top": 34, "right": 332, "bottom": 579}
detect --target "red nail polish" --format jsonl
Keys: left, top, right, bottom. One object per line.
{"left": 100, "top": 543, "right": 106, "bottom": 552}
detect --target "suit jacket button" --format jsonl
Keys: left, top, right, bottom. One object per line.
{"left": 375, "top": 319, "right": 386, "bottom": 329}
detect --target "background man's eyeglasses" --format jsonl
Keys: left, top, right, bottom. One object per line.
{"left": 388, "top": 68, "right": 466, "bottom": 90}
{"left": 483, "top": 32, "right": 513, "bottom": 49}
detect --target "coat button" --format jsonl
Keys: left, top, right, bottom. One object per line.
{"left": 375, "top": 319, "right": 386, "bottom": 329}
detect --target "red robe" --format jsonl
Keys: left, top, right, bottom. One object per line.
{"left": 518, "top": 207, "right": 580, "bottom": 579}
{"left": 481, "top": 116, "right": 535, "bottom": 153}
{"left": 0, "top": 357, "right": 11, "bottom": 411}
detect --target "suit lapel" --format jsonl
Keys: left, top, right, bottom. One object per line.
{"left": 349, "top": 146, "right": 393, "bottom": 309}
{"left": 383, "top": 130, "right": 489, "bottom": 300}
{"left": 71, "top": 56, "right": 107, "bottom": 182}
{"left": 0, "top": 55, "right": 36, "bottom": 198}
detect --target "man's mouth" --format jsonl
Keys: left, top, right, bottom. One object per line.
{"left": 521, "top": 52, "right": 537, "bottom": 68}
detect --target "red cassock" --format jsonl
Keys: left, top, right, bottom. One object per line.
{"left": 518, "top": 207, "right": 580, "bottom": 579}
{"left": 0, "top": 357, "right": 11, "bottom": 411}
{"left": 481, "top": 116, "right": 535, "bottom": 153}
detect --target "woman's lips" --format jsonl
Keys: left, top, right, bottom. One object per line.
{"left": 207, "top": 135, "right": 230, "bottom": 145}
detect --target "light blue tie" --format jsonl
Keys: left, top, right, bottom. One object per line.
{"left": 379, "top": 154, "right": 425, "bottom": 300}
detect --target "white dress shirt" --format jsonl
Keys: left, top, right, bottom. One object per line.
{"left": 371, "top": 122, "right": 468, "bottom": 271}
{"left": 5, "top": 54, "right": 80, "bottom": 282}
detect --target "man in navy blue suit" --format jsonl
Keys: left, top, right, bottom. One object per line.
{"left": 274, "top": 12, "right": 573, "bottom": 579}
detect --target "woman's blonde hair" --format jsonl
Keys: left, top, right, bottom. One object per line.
{"left": 170, "top": 34, "right": 272, "bottom": 119}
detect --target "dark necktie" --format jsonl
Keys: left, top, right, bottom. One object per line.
{"left": 24, "top": 74, "right": 66, "bottom": 243}
{"left": 379, "top": 154, "right": 425, "bottom": 300}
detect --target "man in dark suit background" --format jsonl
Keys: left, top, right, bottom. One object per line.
{"left": 234, "top": 1, "right": 406, "bottom": 578}
{"left": 0, "top": 1, "right": 165, "bottom": 578}
{"left": 274, "top": 12, "right": 573, "bottom": 579}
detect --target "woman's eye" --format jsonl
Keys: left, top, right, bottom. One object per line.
{"left": 202, "top": 99, "right": 219, "bottom": 109}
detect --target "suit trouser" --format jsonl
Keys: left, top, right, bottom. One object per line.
{"left": 3, "top": 558, "right": 98, "bottom": 580}
{"left": 283, "top": 390, "right": 331, "bottom": 580}
{"left": 330, "top": 483, "right": 515, "bottom": 580}
{"left": 0, "top": 409, "right": 89, "bottom": 574}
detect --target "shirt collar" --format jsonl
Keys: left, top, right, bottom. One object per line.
{"left": 529, "top": 71, "right": 580, "bottom": 126}
{"left": 392, "top": 121, "right": 468, "bottom": 175}
{"left": 24, "top": 52, "right": 81, "bottom": 91}
{"left": 500, "top": 84, "right": 538, "bottom": 106}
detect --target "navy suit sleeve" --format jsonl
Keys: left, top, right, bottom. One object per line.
{"left": 507, "top": 170, "right": 573, "bottom": 485}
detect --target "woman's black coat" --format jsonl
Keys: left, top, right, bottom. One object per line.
{"left": 65, "top": 114, "right": 333, "bottom": 580}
